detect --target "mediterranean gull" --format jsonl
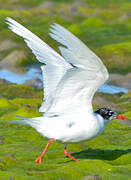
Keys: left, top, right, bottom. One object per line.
{"left": 6, "top": 17, "right": 127, "bottom": 163}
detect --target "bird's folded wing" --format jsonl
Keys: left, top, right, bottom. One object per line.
{"left": 6, "top": 18, "right": 71, "bottom": 112}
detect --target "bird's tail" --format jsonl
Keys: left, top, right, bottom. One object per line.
{"left": 8, "top": 116, "right": 30, "bottom": 125}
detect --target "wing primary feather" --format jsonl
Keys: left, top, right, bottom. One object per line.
{"left": 6, "top": 17, "right": 71, "bottom": 113}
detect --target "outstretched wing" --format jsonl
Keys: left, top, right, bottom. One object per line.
{"left": 6, "top": 18, "right": 71, "bottom": 112}
{"left": 44, "top": 23, "right": 109, "bottom": 115}
{"left": 6, "top": 18, "right": 109, "bottom": 116}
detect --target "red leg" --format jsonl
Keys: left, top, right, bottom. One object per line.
{"left": 35, "top": 138, "right": 55, "bottom": 164}
{"left": 64, "top": 145, "right": 79, "bottom": 162}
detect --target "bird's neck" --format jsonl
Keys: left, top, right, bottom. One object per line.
{"left": 94, "top": 112, "right": 107, "bottom": 126}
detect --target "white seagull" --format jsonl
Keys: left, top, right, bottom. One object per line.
{"left": 6, "top": 17, "right": 127, "bottom": 163}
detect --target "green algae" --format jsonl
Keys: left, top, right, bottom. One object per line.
{"left": 100, "top": 42, "right": 131, "bottom": 56}
{"left": 99, "top": 41, "right": 131, "bottom": 73}
{"left": 0, "top": 98, "right": 12, "bottom": 109}
{"left": 0, "top": 83, "right": 43, "bottom": 99}
{"left": 0, "top": 83, "right": 130, "bottom": 180}
{"left": 68, "top": 24, "right": 83, "bottom": 35}
{"left": 121, "top": 92, "right": 131, "bottom": 100}
{"left": 81, "top": 18, "right": 106, "bottom": 29}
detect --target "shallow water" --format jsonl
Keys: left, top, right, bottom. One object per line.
{"left": 0, "top": 68, "right": 128, "bottom": 94}
{"left": 0, "top": 68, "right": 42, "bottom": 84}
{"left": 98, "top": 83, "right": 128, "bottom": 94}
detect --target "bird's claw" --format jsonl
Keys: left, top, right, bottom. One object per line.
{"left": 35, "top": 157, "right": 42, "bottom": 164}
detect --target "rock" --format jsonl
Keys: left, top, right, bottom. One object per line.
{"left": 82, "top": 174, "right": 102, "bottom": 180}
{"left": 4, "top": 153, "right": 17, "bottom": 159}
{"left": 0, "top": 159, "right": 5, "bottom": 169}
{"left": 4, "top": 153, "right": 18, "bottom": 165}
{"left": 8, "top": 178, "right": 15, "bottom": 180}
{"left": 0, "top": 50, "right": 27, "bottom": 71}
{"left": 0, "top": 78, "right": 9, "bottom": 84}
{"left": 69, "top": 0, "right": 89, "bottom": 15}
{"left": 109, "top": 73, "right": 123, "bottom": 82}
{"left": 93, "top": 96, "right": 122, "bottom": 111}
{"left": 0, "top": 136, "right": 5, "bottom": 145}
{"left": 59, "top": 0, "right": 89, "bottom": 19}
{"left": 25, "top": 78, "right": 43, "bottom": 89}
{"left": 119, "top": 119, "right": 131, "bottom": 126}
{"left": 110, "top": 73, "right": 131, "bottom": 90}
{"left": 36, "top": 1, "right": 56, "bottom": 10}
{"left": 119, "top": 12, "right": 131, "bottom": 22}
{"left": 121, "top": 91, "right": 131, "bottom": 100}
{"left": 0, "top": 39, "right": 19, "bottom": 52}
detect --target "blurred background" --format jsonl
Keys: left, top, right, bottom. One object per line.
{"left": 0, "top": 1, "right": 131, "bottom": 180}
{"left": 0, "top": 0, "right": 131, "bottom": 92}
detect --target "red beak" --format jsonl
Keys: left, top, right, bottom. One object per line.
{"left": 115, "top": 115, "right": 127, "bottom": 120}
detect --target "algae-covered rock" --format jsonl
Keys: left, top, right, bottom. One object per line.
{"left": 82, "top": 174, "right": 101, "bottom": 180}
{"left": 25, "top": 78, "right": 43, "bottom": 89}
{"left": 0, "top": 160, "right": 5, "bottom": 170}
{"left": 93, "top": 96, "right": 122, "bottom": 111}
{"left": 101, "top": 42, "right": 131, "bottom": 56}
{"left": 10, "top": 98, "right": 42, "bottom": 108}
{"left": 0, "top": 83, "right": 43, "bottom": 99}
{"left": 110, "top": 73, "right": 131, "bottom": 90}
{"left": 36, "top": 1, "right": 56, "bottom": 10}
{"left": 81, "top": 17, "right": 106, "bottom": 28}
{"left": 0, "top": 136, "right": 4, "bottom": 145}
{"left": 3, "top": 153, "right": 19, "bottom": 166}
{"left": 0, "top": 97, "right": 12, "bottom": 108}
{"left": 0, "top": 50, "right": 28, "bottom": 68}
{"left": 68, "top": 24, "right": 83, "bottom": 35}
{"left": 121, "top": 91, "right": 131, "bottom": 100}
{"left": 0, "top": 78, "right": 9, "bottom": 84}
{"left": 0, "top": 39, "right": 19, "bottom": 52}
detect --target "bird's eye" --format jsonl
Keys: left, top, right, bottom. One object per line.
{"left": 109, "top": 111, "right": 114, "bottom": 116}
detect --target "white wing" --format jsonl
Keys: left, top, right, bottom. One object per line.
{"left": 6, "top": 18, "right": 72, "bottom": 112}
{"left": 6, "top": 18, "right": 109, "bottom": 116}
{"left": 44, "top": 23, "right": 109, "bottom": 115}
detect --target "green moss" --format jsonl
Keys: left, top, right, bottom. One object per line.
{"left": 16, "top": 56, "right": 30, "bottom": 67}
{"left": 117, "top": 102, "right": 131, "bottom": 112}
{"left": 0, "top": 10, "right": 17, "bottom": 19}
{"left": 0, "top": 83, "right": 130, "bottom": 180}
{"left": 15, "top": 106, "right": 41, "bottom": 117}
{"left": 10, "top": 98, "right": 42, "bottom": 108}
{"left": 15, "top": 0, "right": 44, "bottom": 7}
{"left": 0, "top": 83, "right": 42, "bottom": 99}
{"left": 78, "top": 7, "right": 97, "bottom": 16}
{"left": 0, "top": 98, "right": 18, "bottom": 117}
{"left": 81, "top": 17, "right": 106, "bottom": 28}
{"left": 0, "top": 98, "right": 12, "bottom": 108}
{"left": 3, "top": 153, "right": 19, "bottom": 166}
{"left": 101, "top": 42, "right": 131, "bottom": 56}
{"left": 111, "top": 153, "right": 131, "bottom": 165}
{"left": 68, "top": 24, "right": 83, "bottom": 35}
{"left": 121, "top": 92, "right": 131, "bottom": 100}
{"left": 98, "top": 10, "right": 119, "bottom": 22}
{"left": 85, "top": 0, "right": 131, "bottom": 7}
{"left": 124, "top": 111, "right": 131, "bottom": 118}
{"left": 98, "top": 41, "right": 131, "bottom": 73}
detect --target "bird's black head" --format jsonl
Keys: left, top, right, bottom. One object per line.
{"left": 95, "top": 108, "right": 116, "bottom": 121}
